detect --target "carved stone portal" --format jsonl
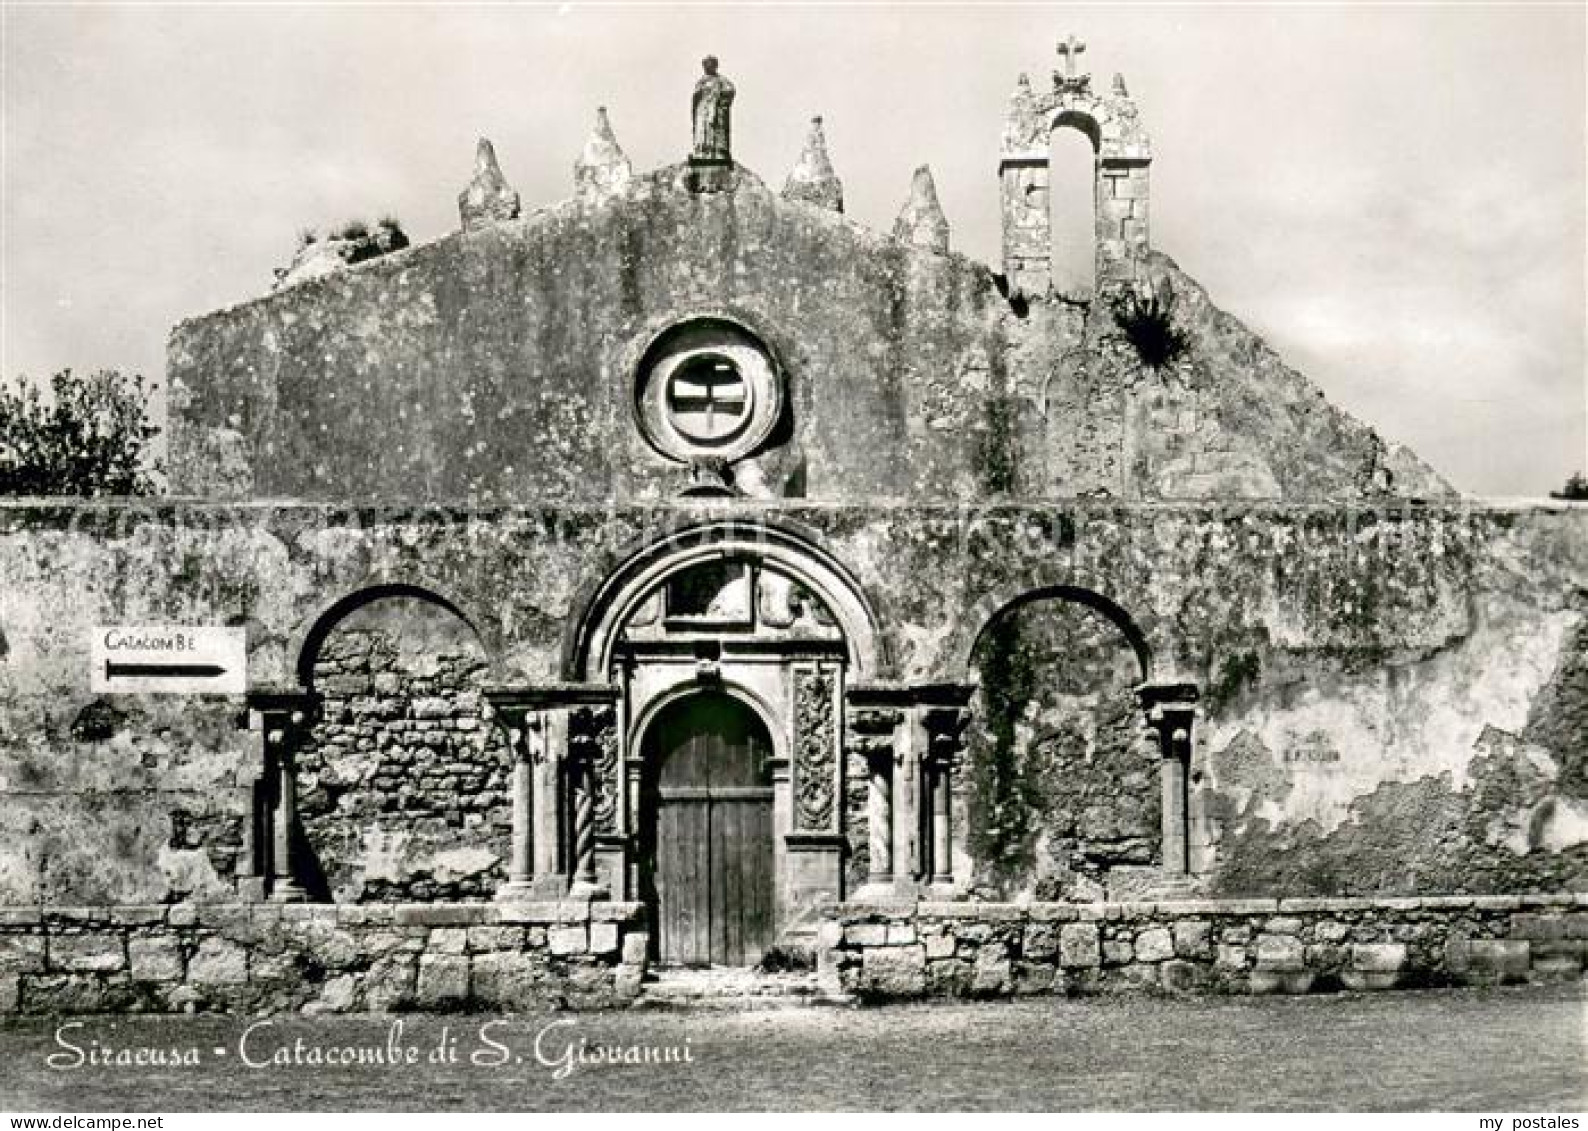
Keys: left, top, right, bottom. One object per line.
{"left": 794, "top": 666, "right": 839, "bottom": 832}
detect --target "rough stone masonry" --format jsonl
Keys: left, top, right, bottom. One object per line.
{"left": 0, "top": 41, "right": 1583, "bottom": 1012}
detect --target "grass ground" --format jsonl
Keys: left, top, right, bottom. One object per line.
{"left": 2, "top": 982, "right": 1583, "bottom": 1111}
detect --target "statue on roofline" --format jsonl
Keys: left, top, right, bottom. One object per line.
{"left": 692, "top": 56, "right": 735, "bottom": 163}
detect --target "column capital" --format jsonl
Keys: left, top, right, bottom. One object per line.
{"left": 1135, "top": 680, "right": 1199, "bottom": 709}
{"left": 246, "top": 687, "right": 317, "bottom": 738}
{"left": 921, "top": 705, "right": 971, "bottom": 767}
{"left": 846, "top": 704, "right": 903, "bottom": 768}
{"left": 846, "top": 681, "right": 975, "bottom": 708}
{"left": 848, "top": 703, "right": 904, "bottom": 730}
{"left": 482, "top": 694, "right": 546, "bottom": 767}
{"left": 1136, "top": 682, "right": 1199, "bottom": 737}
{"left": 567, "top": 702, "right": 618, "bottom": 757}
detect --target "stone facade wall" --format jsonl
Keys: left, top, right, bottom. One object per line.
{"left": 0, "top": 902, "right": 646, "bottom": 1015}
{"left": 0, "top": 501, "right": 1583, "bottom": 908}
{"left": 820, "top": 894, "right": 1588, "bottom": 1000}
{"left": 165, "top": 177, "right": 1448, "bottom": 506}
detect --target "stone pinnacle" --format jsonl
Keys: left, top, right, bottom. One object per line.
{"left": 781, "top": 115, "right": 844, "bottom": 213}
{"left": 457, "top": 137, "right": 521, "bottom": 230}
{"left": 893, "top": 164, "right": 950, "bottom": 252}
{"left": 575, "top": 106, "right": 633, "bottom": 200}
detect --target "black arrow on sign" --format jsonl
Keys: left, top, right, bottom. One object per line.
{"left": 106, "top": 661, "right": 227, "bottom": 680}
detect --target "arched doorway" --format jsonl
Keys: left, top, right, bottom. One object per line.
{"left": 565, "top": 521, "right": 877, "bottom": 951}
{"left": 640, "top": 690, "right": 776, "bottom": 966}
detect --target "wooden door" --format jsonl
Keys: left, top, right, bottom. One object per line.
{"left": 644, "top": 691, "right": 775, "bottom": 966}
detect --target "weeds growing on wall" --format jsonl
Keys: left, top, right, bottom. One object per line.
{"left": 1110, "top": 284, "right": 1190, "bottom": 369}
{"left": 1206, "top": 651, "right": 1262, "bottom": 712}
{"left": 337, "top": 217, "right": 410, "bottom": 265}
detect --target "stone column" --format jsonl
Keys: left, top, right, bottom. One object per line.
{"left": 568, "top": 702, "right": 618, "bottom": 899}
{"left": 484, "top": 688, "right": 624, "bottom": 900}
{"left": 270, "top": 737, "right": 306, "bottom": 902}
{"left": 493, "top": 710, "right": 541, "bottom": 900}
{"left": 510, "top": 735, "right": 534, "bottom": 886}
{"left": 922, "top": 706, "right": 969, "bottom": 891}
{"left": 869, "top": 755, "right": 894, "bottom": 885}
{"left": 250, "top": 699, "right": 312, "bottom": 904}
{"left": 234, "top": 715, "right": 268, "bottom": 901}
{"left": 624, "top": 758, "right": 645, "bottom": 900}
{"left": 928, "top": 757, "right": 952, "bottom": 886}
{"left": 892, "top": 710, "right": 922, "bottom": 884}
{"left": 845, "top": 704, "right": 900, "bottom": 896}
{"left": 1162, "top": 737, "right": 1187, "bottom": 876}
{"left": 484, "top": 698, "right": 541, "bottom": 900}
{"left": 487, "top": 691, "right": 573, "bottom": 900}
{"left": 536, "top": 709, "right": 567, "bottom": 886}
{"left": 846, "top": 688, "right": 971, "bottom": 896}
{"left": 1139, "top": 684, "right": 1199, "bottom": 878}
{"left": 569, "top": 755, "right": 599, "bottom": 894}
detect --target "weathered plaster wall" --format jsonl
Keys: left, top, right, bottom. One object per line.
{"left": 0, "top": 685, "right": 245, "bottom": 906}
{"left": 1196, "top": 602, "right": 1588, "bottom": 895}
{"left": 0, "top": 500, "right": 1582, "bottom": 905}
{"left": 166, "top": 174, "right": 1449, "bottom": 506}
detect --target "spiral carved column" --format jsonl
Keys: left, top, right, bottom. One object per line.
{"left": 571, "top": 761, "right": 598, "bottom": 890}
{"left": 849, "top": 705, "right": 902, "bottom": 889}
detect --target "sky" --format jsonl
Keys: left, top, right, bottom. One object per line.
{"left": 2, "top": 2, "right": 1583, "bottom": 498}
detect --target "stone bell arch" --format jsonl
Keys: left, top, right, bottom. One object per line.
{"left": 999, "top": 36, "right": 1153, "bottom": 301}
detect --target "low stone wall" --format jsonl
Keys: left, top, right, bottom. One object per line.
{"left": 0, "top": 902, "right": 648, "bottom": 1015}
{"left": 818, "top": 894, "right": 1588, "bottom": 1000}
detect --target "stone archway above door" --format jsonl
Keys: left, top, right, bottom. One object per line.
{"left": 564, "top": 519, "right": 884, "bottom": 684}
{"left": 610, "top": 552, "right": 851, "bottom": 950}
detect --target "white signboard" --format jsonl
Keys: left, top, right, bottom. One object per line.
{"left": 91, "top": 626, "right": 247, "bottom": 694}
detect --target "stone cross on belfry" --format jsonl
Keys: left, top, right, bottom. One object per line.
{"left": 1057, "top": 34, "right": 1087, "bottom": 79}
